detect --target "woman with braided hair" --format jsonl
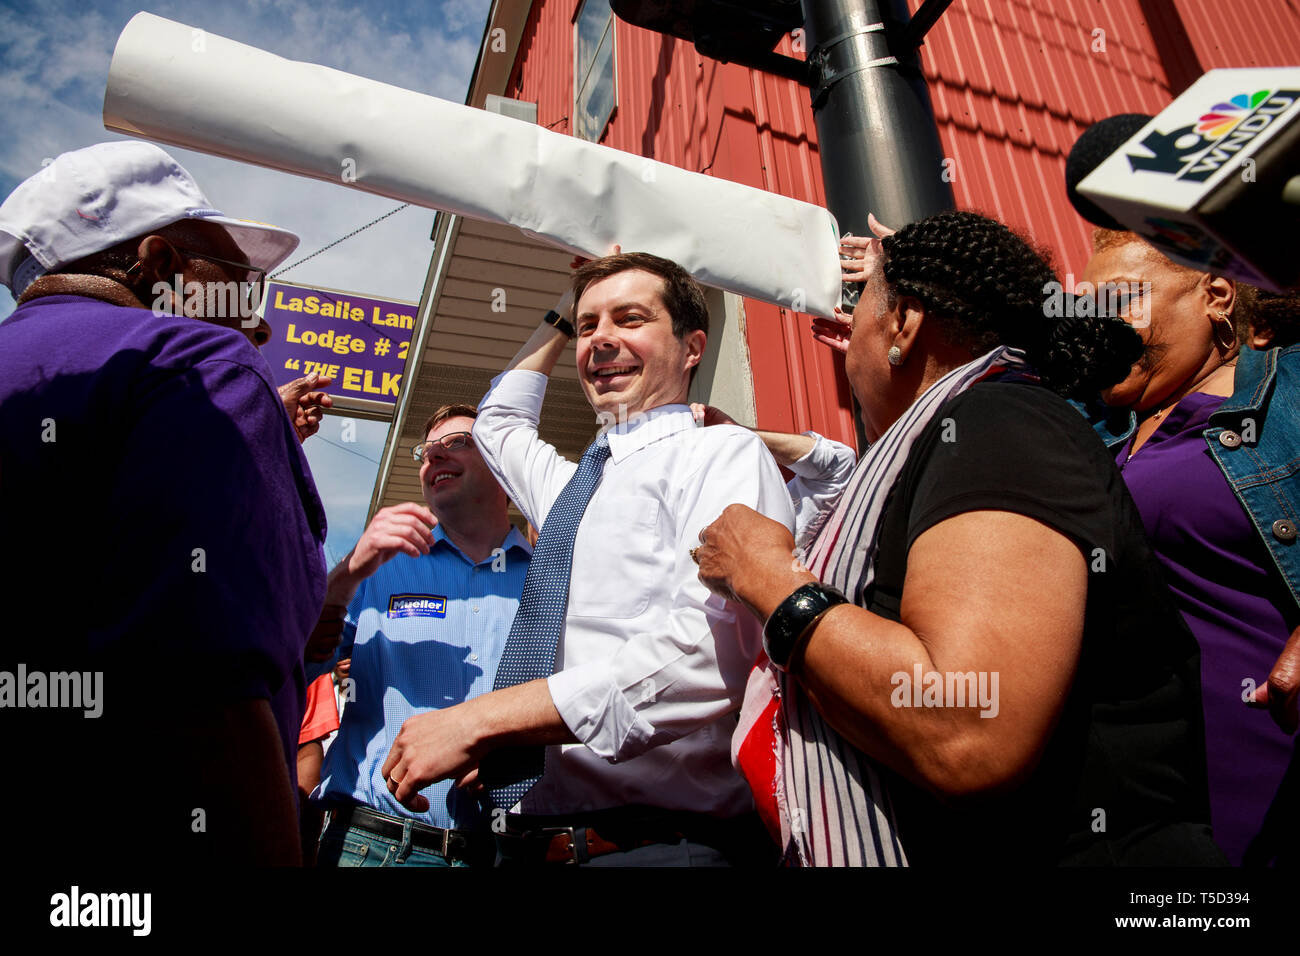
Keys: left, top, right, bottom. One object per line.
{"left": 692, "top": 210, "right": 1227, "bottom": 866}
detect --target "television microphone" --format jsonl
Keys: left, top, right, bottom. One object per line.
{"left": 1069, "top": 68, "right": 1300, "bottom": 292}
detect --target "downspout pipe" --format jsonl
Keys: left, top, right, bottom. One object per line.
{"left": 801, "top": 0, "right": 955, "bottom": 236}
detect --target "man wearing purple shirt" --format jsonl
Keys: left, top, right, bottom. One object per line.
{"left": 0, "top": 141, "right": 326, "bottom": 865}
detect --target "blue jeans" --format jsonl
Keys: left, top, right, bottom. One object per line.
{"left": 316, "top": 815, "right": 466, "bottom": 867}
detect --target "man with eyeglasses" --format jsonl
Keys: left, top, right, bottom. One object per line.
{"left": 309, "top": 403, "right": 530, "bottom": 866}
{"left": 0, "top": 141, "right": 326, "bottom": 864}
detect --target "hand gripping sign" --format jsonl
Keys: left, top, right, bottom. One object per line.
{"left": 104, "top": 13, "right": 842, "bottom": 318}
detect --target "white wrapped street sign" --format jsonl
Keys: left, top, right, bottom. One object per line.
{"left": 104, "top": 13, "right": 843, "bottom": 317}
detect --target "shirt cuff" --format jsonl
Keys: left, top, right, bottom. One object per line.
{"left": 788, "top": 431, "right": 842, "bottom": 479}
{"left": 481, "top": 368, "right": 550, "bottom": 418}
{"left": 547, "top": 662, "right": 655, "bottom": 763}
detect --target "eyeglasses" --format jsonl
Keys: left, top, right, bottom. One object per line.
{"left": 412, "top": 431, "right": 473, "bottom": 463}
{"left": 174, "top": 247, "right": 267, "bottom": 314}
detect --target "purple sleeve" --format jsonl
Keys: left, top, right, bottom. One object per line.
{"left": 99, "top": 356, "right": 327, "bottom": 705}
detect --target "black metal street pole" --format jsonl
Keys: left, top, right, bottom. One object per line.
{"left": 802, "top": 0, "right": 955, "bottom": 236}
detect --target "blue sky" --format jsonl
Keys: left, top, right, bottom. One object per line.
{"left": 0, "top": 0, "right": 492, "bottom": 560}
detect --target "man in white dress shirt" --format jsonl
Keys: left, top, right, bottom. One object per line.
{"left": 382, "top": 252, "right": 796, "bottom": 865}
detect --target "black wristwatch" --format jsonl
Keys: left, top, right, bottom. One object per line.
{"left": 763, "top": 583, "right": 848, "bottom": 673}
{"left": 543, "top": 309, "right": 575, "bottom": 339}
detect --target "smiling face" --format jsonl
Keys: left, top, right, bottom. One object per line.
{"left": 418, "top": 414, "right": 505, "bottom": 520}
{"left": 574, "top": 269, "right": 705, "bottom": 418}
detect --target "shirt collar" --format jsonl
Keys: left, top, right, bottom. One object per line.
{"left": 431, "top": 522, "right": 533, "bottom": 562}
{"left": 1124, "top": 392, "right": 1225, "bottom": 457}
{"left": 1212, "top": 344, "right": 1275, "bottom": 418}
{"left": 600, "top": 403, "right": 696, "bottom": 464}
{"left": 501, "top": 524, "right": 534, "bottom": 557}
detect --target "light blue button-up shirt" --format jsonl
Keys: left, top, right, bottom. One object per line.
{"left": 312, "top": 524, "right": 531, "bottom": 830}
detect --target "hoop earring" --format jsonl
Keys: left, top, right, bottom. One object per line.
{"left": 887, "top": 345, "right": 902, "bottom": 366}
{"left": 121, "top": 260, "right": 149, "bottom": 302}
{"left": 1212, "top": 310, "right": 1236, "bottom": 353}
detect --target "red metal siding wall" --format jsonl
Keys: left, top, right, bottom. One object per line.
{"left": 919, "top": 0, "right": 1300, "bottom": 281}
{"left": 1176, "top": 0, "right": 1300, "bottom": 68}
{"left": 507, "top": 0, "right": 1300, "bottom": 447}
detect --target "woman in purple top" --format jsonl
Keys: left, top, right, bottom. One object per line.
{"left": 1083, "top": 230, "right": 1299, "bottom": 865}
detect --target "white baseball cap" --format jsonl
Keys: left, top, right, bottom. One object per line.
{"left": 0, "top": 140, "right": 300, "bottom": 297}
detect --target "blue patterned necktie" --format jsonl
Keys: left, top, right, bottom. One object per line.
{"left": 484, "top": 431, "right": 612, "bottom": 811}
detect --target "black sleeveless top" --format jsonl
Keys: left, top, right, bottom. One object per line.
{"left": 865, "top": 381, "right": 1226, "bottom": 865}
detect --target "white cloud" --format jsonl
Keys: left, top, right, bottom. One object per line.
{"left": 2, "top": 0, "right": 490, "bottom": 308}
{"left": 1, "top": 0, "right": 489, "bottom": 535}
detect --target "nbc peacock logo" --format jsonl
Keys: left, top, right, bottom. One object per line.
{"left": 1126, "top": 85, "right": 1300, "bottom": 182}
{"left": 1195, "top": 90, "right": 1270, "bottom": 139}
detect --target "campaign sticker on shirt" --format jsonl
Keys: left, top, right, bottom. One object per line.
{"left": 387, "top": 594, "right": 447, "bottom": 618}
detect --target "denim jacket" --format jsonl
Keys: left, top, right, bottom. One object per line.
{"left": 1087, "top": 345, "right": 1300, "bottom": 613}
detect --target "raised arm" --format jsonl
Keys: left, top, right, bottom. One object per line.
{"left": 503, "top": 288, "right": 573, "bottom": 376}
{"left": 472, "top": 287, "right": 586, "bottom": 527}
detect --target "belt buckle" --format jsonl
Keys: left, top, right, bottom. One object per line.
{"left": 538, "top": 826, "right": 579, "bottom": 865}
{"left": 440, "top": 827, "right": 452, "bottom": 860}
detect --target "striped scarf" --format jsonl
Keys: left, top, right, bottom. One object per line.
{"left": 735, "top": 346, "right": 1027, "bottom": 866}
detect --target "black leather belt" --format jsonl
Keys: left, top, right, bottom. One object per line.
{"left": 494, "top": 806, "right": 774, "bottom": 866}
{"left": 327, "top": 804, "right": 490, "bottom": 865}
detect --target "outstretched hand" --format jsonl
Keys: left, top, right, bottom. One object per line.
{"left": 559, "top": 244, "right": 623, "bottom": 318}
{"left": 811, "top": 307, "right": 854, "bottom": 355}
{"left": 817, "top": 213, "right": 897, "bottom": 356}
{"left": 346, "top": 503, "right": 438, "bottom": 581}
{"left": 693, "top": 503, "right": 809, "bottom": 617}
{"left": 325, "top": 504, "right": 437, "bottom": 608}
{"left": 690, "top": 403, "right": 739, "bottom": 427}
{"left": 278, "top": 373, "right": 334, "bottom": 443}
{"left": 568, "top": 242, "right": 622, "bottom": 272}
{"left": 839, "top": 212, "right": 898, "bottom": 283}
{"left": 1249, "top": 624, "right": 1300, "bottom": 734}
